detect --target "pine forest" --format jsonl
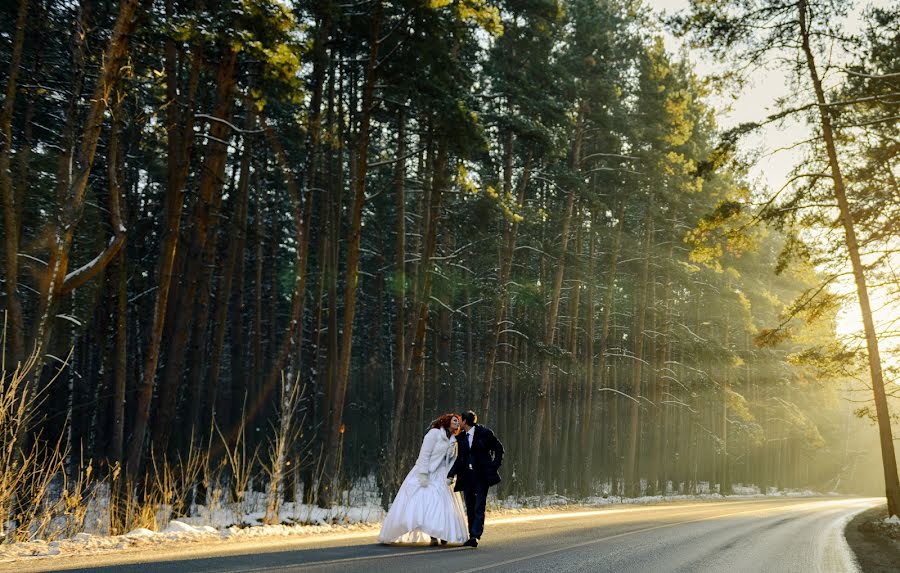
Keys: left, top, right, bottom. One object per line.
{"left": 0, "top": 0, "right": 898, "bottom": 539}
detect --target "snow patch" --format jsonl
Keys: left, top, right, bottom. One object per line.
{"left": 162, "top": 521, "right": 203, "bottom": 534}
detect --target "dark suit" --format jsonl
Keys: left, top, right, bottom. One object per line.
{"left": 448, "top": 424, "right": 504, "bottom": 540}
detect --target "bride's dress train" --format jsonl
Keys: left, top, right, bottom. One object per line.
{"left": 378, "top": 428, "right": 468, "bottom": 544}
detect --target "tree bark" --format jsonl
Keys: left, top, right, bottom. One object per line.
{"left": 261, "top": 123, "right": 314, "bottom": 408}
{"left": 528, "top": 107, "right": 583, "bottom": 488}
{"left": 152, "top": 45, "right": 237, "bottom": 457}
{"left": 107, "top": 98, "right": 128, "bottom": 464}
{"left": 560, "top": 211, "right": 583, "bottom": 491}
{"left": 319, "top": 1, "right": 382, "bottom": 506}
{"left": 625, "top": 194, "right": 654, "bottom": 497}
{"left": 651, "top": 222, "right": 675, "bottom": 495}
{"left": 435, "top": 230, "right": 453, "bottom": 409}
{"left": 259, "top": 8, "right": 328, "bottom": 395}
{"left": 253, "top": 187, "right": 265, "bottom": 387}
{"left": 32, "top": 0, "right": 143, "bottom": 398}
{"left": 393, "top": 106, "right": 407, "bottom": 448}
{"left": 127, "top": 10, "right": 203, "bottom": 474}
{"left": 579, "top": 214, "right": 597, "bottom": 495}
{"left": 386, "top": 138, "right": 449, "bottom": 488}
{"left": 481, "top": 137, "right": 533, "bottom": 418}
{"left": 798, "top": 0, "right": 900, "bottom": 517}
{"left": 201, "top": 100, "right": 257, "bottom": 442}
{"left": 0, "top": 0, "right": 29, "bottom": 366}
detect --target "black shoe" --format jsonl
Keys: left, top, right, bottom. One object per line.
{"left": 430, "top": 537, "right": 439, "bottom": 546}
{"left": 440, "top": 539, "right": 448, "bottom": 545}
{"left": 463, "top": 538, "right": 478, "bottom": 548}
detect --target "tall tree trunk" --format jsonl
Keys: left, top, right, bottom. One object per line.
{"left": 644, "top": 246, "right": 661, "bottom": 496}
{"left": 322, "top": 176, "right": 340, "bottom": 458}
{"left": 481, "top": 136, "right": 533, "bottom": 418}
{"left": 229, "top": 151, "right": 253, "bottom": 442}
{"left": 651, "top": 223, "right": 675, "bottom": 495}
{"left": 52, "top": 2, "right": 90, "bottom": 216}
{"left": 528, "top": 107, "right": 583, "bottom": 488}
{"left": 319, "top": 2, "right": 382, "bottom": 506}
{"left": 602, "top": 204, "right": 625, "bottom": 490}
{"left": 435, "top": 230, "right": 454, "bottom": 409}
{"left": 388, "top": 105, "right": 406, "bottom": 501}
{"left": 151, "top": 46, "right": 238, "bottom": 457}
{"left": 198, "top": 101, "right": 257, "bottom": 443}
{"left": 561, "top": 211, "right": 583, "bottom": 491}
{"left": 465, "top": 288, "right": 475, "bottom": 404}
{"left": 260, "top": 7, "right": 328, "bottom": 389}
{"left": 106, "top": 99, "right": 127, "bottom": 464}
{"left": 625, "top": 195, "right": 654, "bottom": 497}
{"left": 312, "top": 62, "right": 344, "bottom": 502}
{"left": 386, "top": 138, "right": 449, "bottom": 488}
{"left": 379, "top": 147, "right": 405, "bottom": 493}
{"left": 11, "top": 0, "right": 45, "bottom": 265}
{"left": 396, "top": 127, "right": 433, "bottom": 457}
{"left": 367, "top": 231, "right": 387, "bottom": 422}
{"left": 253, "top": 188, "right": 265, "bottom": 385}
{"left": 127, "top": 14, "right": 203, "bottom": 474}
{"left": 265, "top": 11, "right": 329, "bottom": 439}
{"left": 798, "top": 0, "right": 900, "bottom": 516}
{"left": 718, "top": 281, "right": 731, "bottom": 495}
{"left": 32, "top": 0, "right": 142, "bottom": 405}
{"left": 220, "top": 111, "right": 258, "bottom": 424}
{"left": 394, "top": 105, "right": 407, "bottom": 400}
{"left": 261, "top": 124, "right": 314, "bottom": 411}
{"left": 111, "top": 248, "right": 127, "bottom": 464}
{"left": 579, "top": 215, "right": 596, "bottom": 496}
{"left": 0, "top": 0, "right": 29, "bottom": 366}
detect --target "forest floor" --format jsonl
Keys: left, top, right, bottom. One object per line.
{"left": 0, "top": 488, "right": 822, "bottom": 566}
{"left": 845, "top": 503, "right": 900, "bottom": 573}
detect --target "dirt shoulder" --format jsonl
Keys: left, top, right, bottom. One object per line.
{"left": 845, "top": 504, "right": 900, "bottom": 573}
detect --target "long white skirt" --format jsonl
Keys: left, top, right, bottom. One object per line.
{"left": 377, "top": 467, "right": 468, "bottom": 544}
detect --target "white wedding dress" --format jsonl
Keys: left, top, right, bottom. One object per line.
{"left": 378, "top": 428, "right": 468, "bottom": 544}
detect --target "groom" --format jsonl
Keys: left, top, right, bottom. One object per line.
{"left": 448, "top": 410, "right": 504, "bottom": 548}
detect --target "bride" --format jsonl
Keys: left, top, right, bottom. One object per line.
{"left": 378, "top": 413, "right": 468, "bottom": 545}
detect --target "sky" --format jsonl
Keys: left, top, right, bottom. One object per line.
{"left": 643, "top": 0, "right": 900, "bottom": 377}
{"left": 645, "top": 0, "right": 812, "bottom": 193}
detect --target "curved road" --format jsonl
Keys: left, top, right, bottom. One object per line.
{"left": 15, "top": 497, "right": 880, "bottom": 573}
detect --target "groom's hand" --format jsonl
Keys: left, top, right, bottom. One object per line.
{"left": 418, "top": 473, "right": 429, "bottom": 487}
{"left": 446, "top": 477, "right": 455, "bottom": 486}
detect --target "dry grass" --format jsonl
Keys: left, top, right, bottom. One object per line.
{"left": 1, "top": 318, "right": 319, "bottom": 541}
{"left": 0, "top": 316, "right": 73, "bottom": 542}
{"left": 263, "top": 375, "right": 304, "bottom": 524}
{"left": 216, "top": 401, "right": 261, "bottom": 524}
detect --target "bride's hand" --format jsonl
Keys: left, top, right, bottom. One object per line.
{"left": 418, "top": 473, "right": 429, "bottom": 488}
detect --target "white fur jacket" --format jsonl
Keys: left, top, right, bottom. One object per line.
{"left": 412, "top": 428, "right": 458, "bottom": 477}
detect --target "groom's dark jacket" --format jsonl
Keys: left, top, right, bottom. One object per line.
{"left": 449, "top": 424, "right": 504, "bottom": 490}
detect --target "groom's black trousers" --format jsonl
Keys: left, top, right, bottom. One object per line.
{"left": 463, "top": 481, "right": 489, "bottom": 539}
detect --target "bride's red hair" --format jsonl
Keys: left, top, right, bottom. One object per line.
{"left": 431, "top": 413, "right": 460, "bottom": 434}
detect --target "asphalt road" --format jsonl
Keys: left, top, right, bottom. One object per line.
{"left": 17, "top": 497, "right": 881, "bottom": 573}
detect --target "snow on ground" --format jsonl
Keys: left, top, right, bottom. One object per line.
{"left": 491, "top": 491, "right": 820, "bottom": 514}
{"left": 0, "top": 519, "right": 382, "bottom": 562}
{"left": 490, "top": 482, "right": 819, "bottom": 512}
{"left": 0, "top": 478, "right": 821, "bottom": 565}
